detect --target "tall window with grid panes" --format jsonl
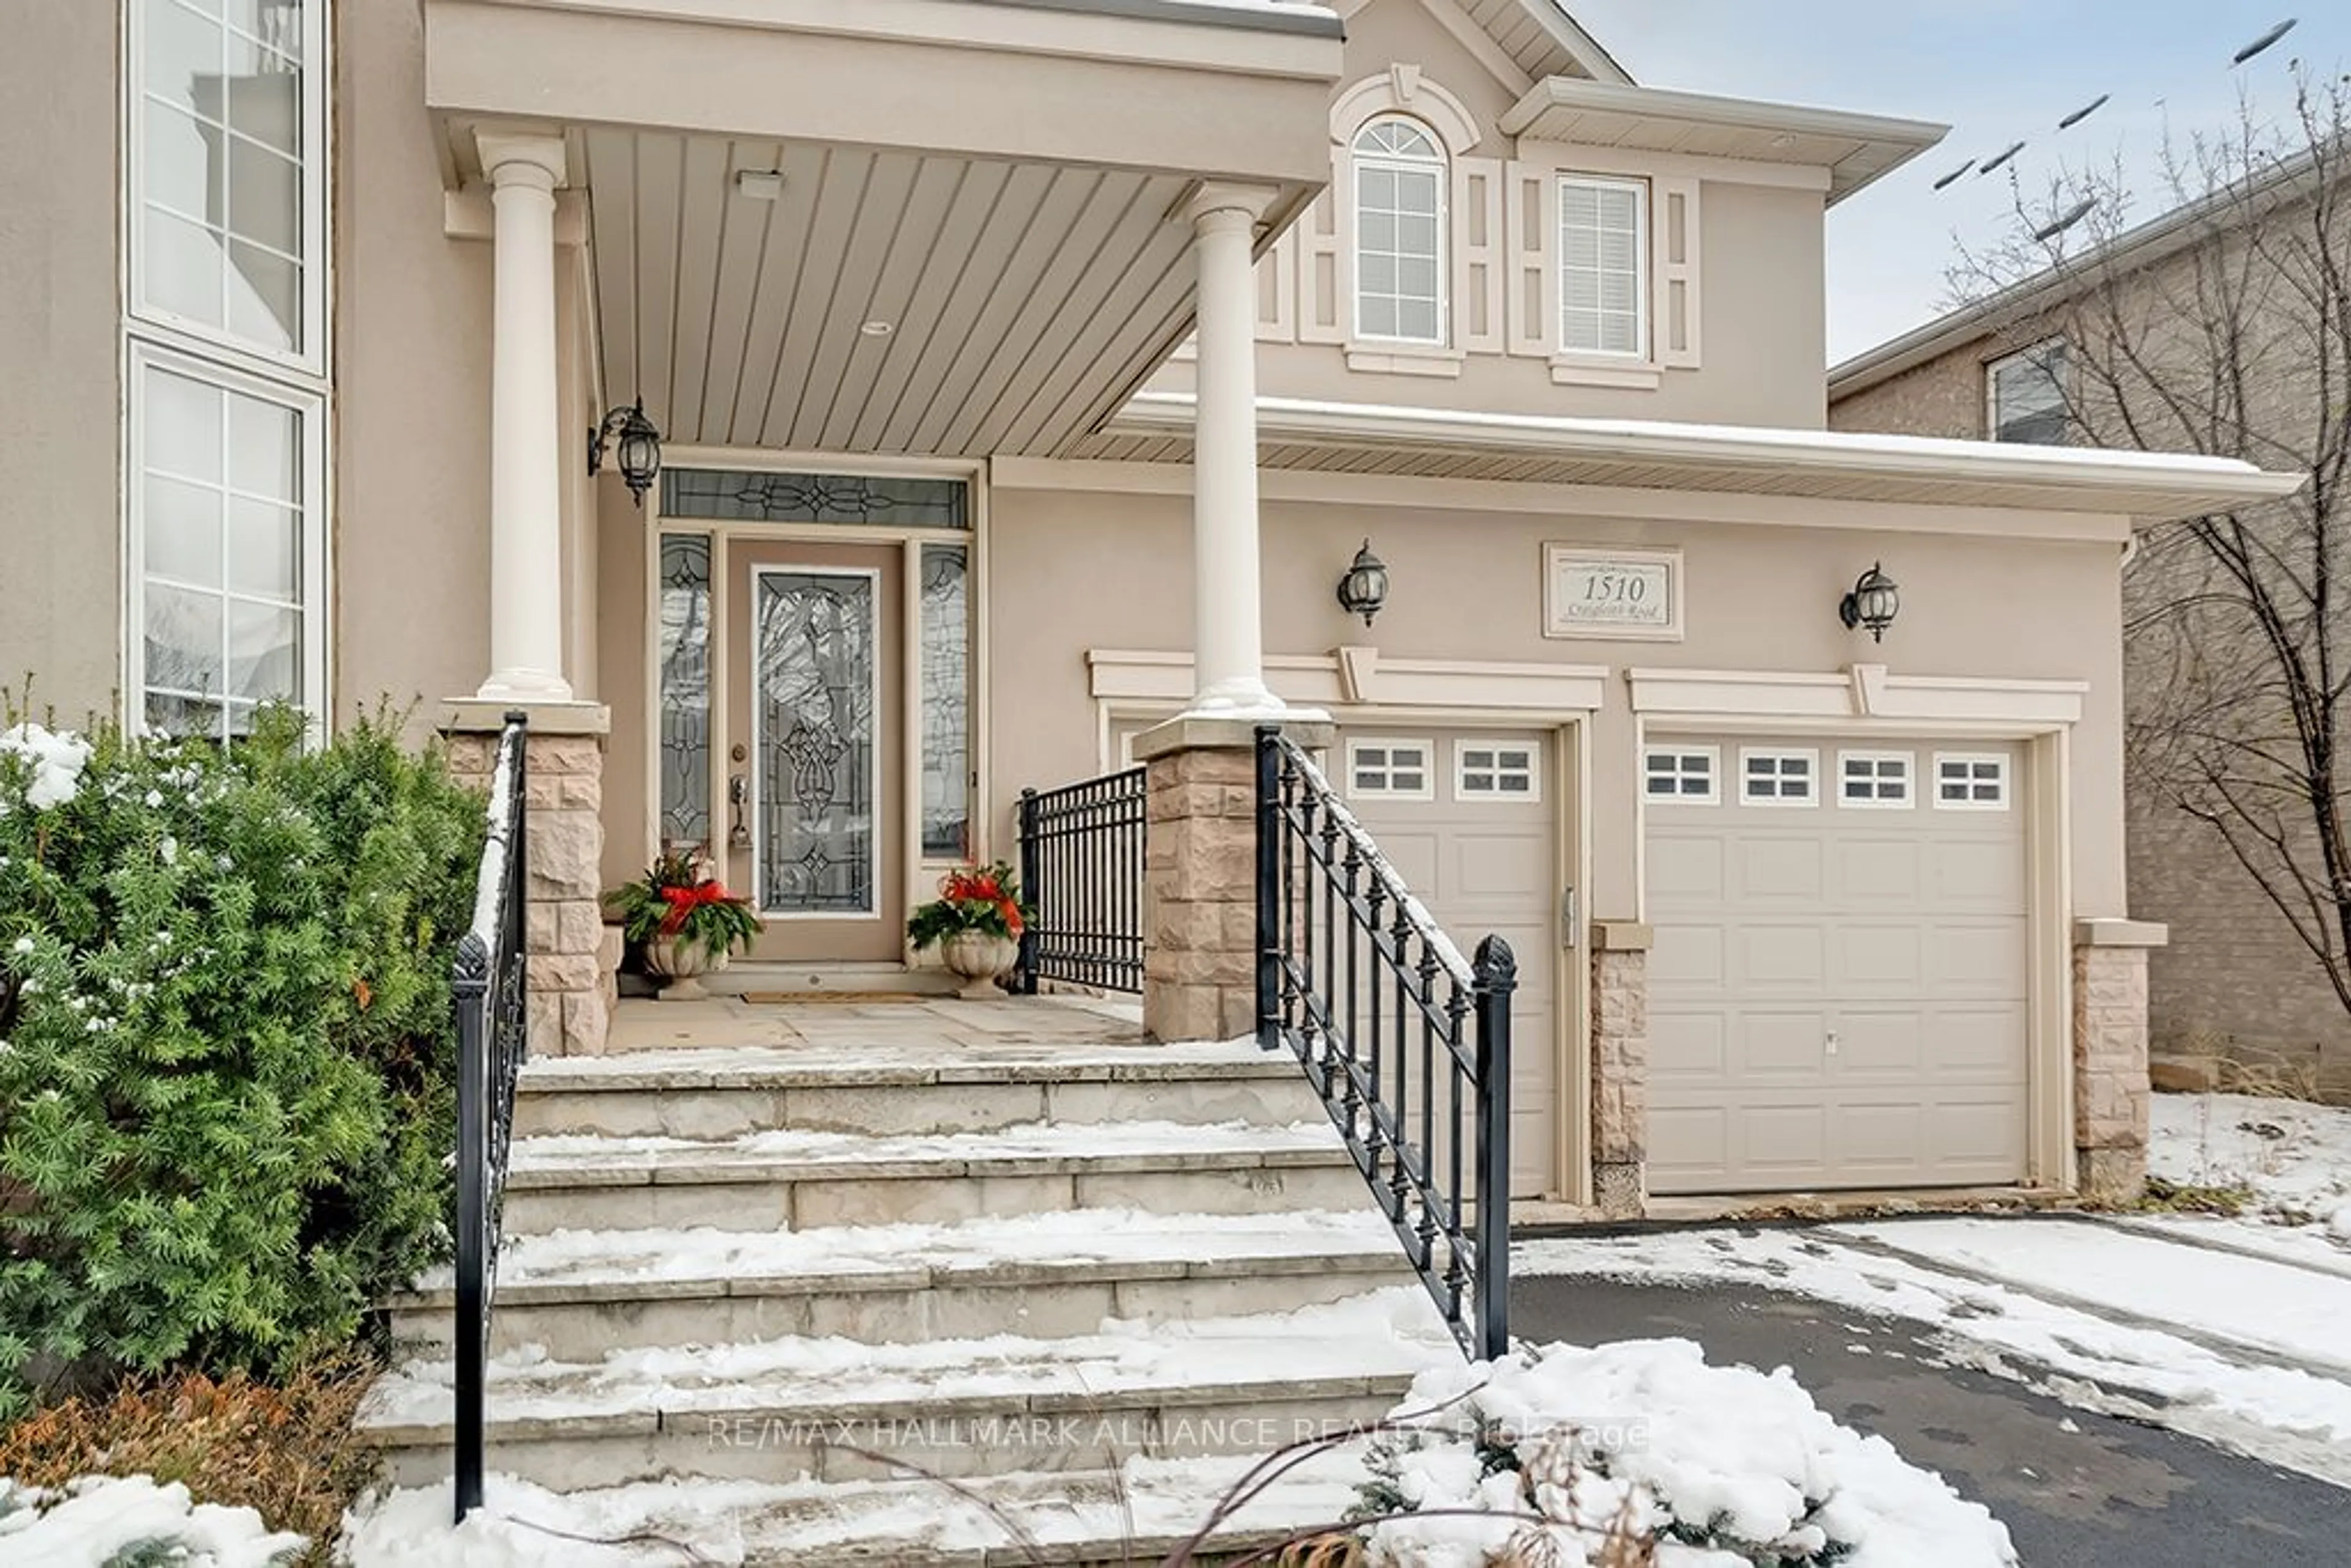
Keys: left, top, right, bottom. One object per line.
{"left": 126, "top": 0, "right": 329, "bottom": 740}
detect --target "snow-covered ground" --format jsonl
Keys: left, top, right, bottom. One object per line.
{"left": 0, "top": 1475, "right": 305, "bottom": 1567}
{"left": 1521, "top": 1092, "right": 2351, "bottom": 1488}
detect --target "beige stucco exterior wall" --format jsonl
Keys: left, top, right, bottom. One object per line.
{"left": 0, "top": 3, "right": 121, "bottom": 722}
{"left": 334, "top": 3, "right": 610, "bottom": 732}
{"left": 595, "top": 480, "right": 650, "bottom": 892}
{"left": 332, "top": 0, "right": 492, "bottom": 729}
{"left": 984, "top": 474, "right": 2132, "bottom": 924}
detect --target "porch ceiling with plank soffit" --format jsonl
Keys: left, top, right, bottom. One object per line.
{"left": 422, "top": 0, "right": 1344, "bottom": 456}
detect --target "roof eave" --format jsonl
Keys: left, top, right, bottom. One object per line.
{"left": 1111, "top": 392, "right": 2306, "bottom": 522}
{"left": 1499, "top": 78, "right": 1948, "bottom": 205}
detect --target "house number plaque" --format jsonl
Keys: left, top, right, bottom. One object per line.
{"left": 1542, "top": 544, "right": 1684, "bottom": 641}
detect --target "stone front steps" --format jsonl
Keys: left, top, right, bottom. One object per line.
{"left": 388, "top": 1208, "right": 1415, "bottom": 1359}
{"left": 359, "top": 1025, "right": 1456, "bottom": 1562}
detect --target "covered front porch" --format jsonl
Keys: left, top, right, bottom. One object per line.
{"left": 416, "top": 0, "right": 1348, "bottom": 1044}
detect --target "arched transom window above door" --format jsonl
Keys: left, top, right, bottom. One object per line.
{"left": 1352, "top": 117, "right": 1447, "bottom": 345}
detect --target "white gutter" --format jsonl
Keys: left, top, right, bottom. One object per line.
{"left": 1113, "top": 391, "right": 2308, "bottom": 518}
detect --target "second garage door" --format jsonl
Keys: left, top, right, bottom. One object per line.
{"left": 1337, "top": 729, "right": 1559, "bottom": 1198}
{"left": 1645, "top": 736, "right": 2031, "bottom": 1195}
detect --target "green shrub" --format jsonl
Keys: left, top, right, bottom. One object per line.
{"left": 0, "top": 705, "right": 484, "bottom": 1417}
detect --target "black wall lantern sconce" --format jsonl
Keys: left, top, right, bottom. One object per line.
{"left": 1337, "top": 539, "right": 1390, "bottom": 626}
{"left": 590, "top": 397, "right": 664, "bottom": 508}
{"left": 1839, "top": 561, "right": 1901, "bottom": 642}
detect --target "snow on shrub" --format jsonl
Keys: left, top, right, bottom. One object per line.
{"left": 1355, "top": 1338, "right": 2016, "bottom": 1567}
{"left": 0, "top": 724, "right": 92, "bottom": 812}
{"left": 0, "top": 705, "right": 485, "bottom": 1417}
{"left": 0, "top": 1474, "right": 305, "bottom": 1566}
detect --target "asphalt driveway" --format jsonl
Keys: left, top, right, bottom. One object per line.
{"left": 1514, "top": 1272, "right": 2351, "bottom": 1567}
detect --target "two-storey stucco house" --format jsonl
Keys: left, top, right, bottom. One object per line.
{"left": 0, "top": 0, "right": 2304, "bottom": 1221}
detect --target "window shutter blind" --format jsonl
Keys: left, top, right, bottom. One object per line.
{"left": 1297, "top": 174, "right": 1348, "bottom": 345}
{"left": 1504, "top": 162, "right": 1556, "bottom": 356}
{"left": 1257, "top": 229, "right": 1297, "bottom": 343}
{"left": 1656, "top": 176, "right": 1701, "bottom": 367}
{"left": 1454, "top": 155, "right": 1505, "bottom": 353}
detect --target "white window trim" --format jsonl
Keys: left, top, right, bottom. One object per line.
{"left": 1453, "top": 740, "right": 1542, "bottom": 803}
{"left": 1557, "top": 173, "right": 1650, "bottom": 361}
{"left": 1346, "top": 737, "right": 1437, "bottom": 801}
{"left": 1643, "top": 743, "right": 1720, "bottom": 807}
{"left": 124, "top": 0, "right": 332, "bottom": 381}
{"left": 1837, "top": 749, "right": 1915, "bottom": 809}
{"left": 1738, "top": 746, "right": 1819, "bottom": 808}
{"left": 1933, "top": 751, "right": 2012, "bottom": 811}
{"left": 1351, "top": 116, "right": 1450, "bottom": 350}
{"left": 124, "top": 340, "right": 331, "bottom": 737}
{"left": 1985, "top": 337, "right": 2069, "bottom": 445}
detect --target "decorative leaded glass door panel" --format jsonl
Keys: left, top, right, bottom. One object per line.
{"left": 724, "top": 541, "right": 906, "bottom": 962}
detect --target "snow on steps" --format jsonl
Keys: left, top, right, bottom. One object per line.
{"left": 360, "top": 1285, "right": 1451, "bottom": 1490}
{"left": 498, "top": 1118, "right": 1373, "bottom": 1234}
{"left": 348, "top": 1449, "right": 1376, "bottom": 1567}
{"left": 362, "top": 1036, "right": 1454, "bottom": 1549}
{"left": 389, "top": 1207, "right": 1416, "bottom": 1359}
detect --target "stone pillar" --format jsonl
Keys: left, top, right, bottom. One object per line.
{"left": 476, "top": 132, "right": 572, "bottom": 703}
{"left": 1589, "top": 922, "right": 1652, "bottom": 1219}
{"left": 2074, "top": 918, "right": 2165, "bottom": 1202}
{"left": 1184, "top": 184, "right": 1281, "bottom": 714}
{"left": 444, "top": 702, "right": 611, "bottom": 1057}
{"left": 1136, "top": 715, "right": 1332, "bottom": 1044}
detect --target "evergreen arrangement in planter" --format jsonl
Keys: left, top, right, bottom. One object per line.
{"left": 0, "top": 703, "right": 484, "bottom": 1418}
{"left": 908, "top": 863, "right": 1034, "bottom": 997}
{"left": 606, "top": 851, "right": 763, "bottom": 981}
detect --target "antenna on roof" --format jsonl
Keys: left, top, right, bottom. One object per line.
{"left": 2032, "top": 198, "right": 2098, "bottom": 242}
{"left": 1978, "top": 141, "right": 2027, "bottom": 176}
{"left": 2058, "top": 94, "right": 2110, "bottom": 130}
{"left": 2233, "top": 18, "right": 2297, "bottom": 66}
{"left": 1932, "top": 160, "right": 1975, "bottom": 190}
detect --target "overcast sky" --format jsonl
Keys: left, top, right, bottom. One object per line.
{"left": 1558, "top": 2, "right": 2351, "bottom": 362}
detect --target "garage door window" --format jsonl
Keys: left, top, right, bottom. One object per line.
{"left": 1644, "top": 746, "right": 1718, "bottom": 805}
{"left": 1935, "top": 753, "right": 2010, "bottom": 809}
{"left": 1740, "top": 748, "right": 1817, "bottom": 806}
{"left": 1839, "top": 751, "right": 1913, "bottom": 808}
{"left": 1349, "top": 739, "right": 1434, "bottom": 800}
{"left": 1457, "top": 743, "right": 1540, "bottom": 801}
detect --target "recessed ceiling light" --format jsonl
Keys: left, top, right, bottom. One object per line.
{"left": 734, "top": 169, "right": 783, "bottom": 201}
{"left": 860, "top": 320, "right": 894, "bottom": 338}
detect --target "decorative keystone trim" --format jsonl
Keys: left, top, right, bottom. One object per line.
{"left": 1627, "top": 667, "right": 2086, "bottom": 728}
{"left": 2074, "top": 918, "right": 2169, "bottom": 948}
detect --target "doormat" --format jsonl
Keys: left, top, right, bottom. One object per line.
{"left": 736, "top": 991, "right": 935, "bottom": 1005}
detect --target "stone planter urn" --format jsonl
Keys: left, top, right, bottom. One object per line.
{"left": 939, "top": 930, "right": 1020, "bottom": 1000}
{"left": 644, "top": 934, "right": 727, "bottom": 1002}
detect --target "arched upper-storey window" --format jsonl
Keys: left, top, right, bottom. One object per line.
{"left": 1352, "top": 117, "right": 1446, "bottom": 345}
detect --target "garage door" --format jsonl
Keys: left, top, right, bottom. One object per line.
{"left": 1337, "top": 729, "right": 1558, "bottom": 1198}
{"left": 1645, "top": 737, "right": 2029, "bottom": 1195}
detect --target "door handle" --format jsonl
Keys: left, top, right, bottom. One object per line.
{"left": 727, "top": 775, "right": 751, "bottom": 850}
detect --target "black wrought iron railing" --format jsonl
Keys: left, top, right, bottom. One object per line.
{"left": 1015, "top": 768, "right": 1147, "bottom": 994}
{"left": 1255, "top": 726, "right": 1516, "bottom": 1362}
{"left": 451, "top": 713, "right": 530, "bottom": 1522}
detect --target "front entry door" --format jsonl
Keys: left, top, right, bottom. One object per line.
{"left": 724, "top": 541, "right": 906, "bottom": 962}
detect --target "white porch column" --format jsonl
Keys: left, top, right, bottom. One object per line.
{"left": 1184, "top": 184, "right": 1280, "bottom": 714}
{"left": 476, "top": 133, "right": 572, "bottom": 702}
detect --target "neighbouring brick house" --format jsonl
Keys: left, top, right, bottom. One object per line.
{"left": 1829, "top": 149, "right": 2347, "bottom": 1100}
